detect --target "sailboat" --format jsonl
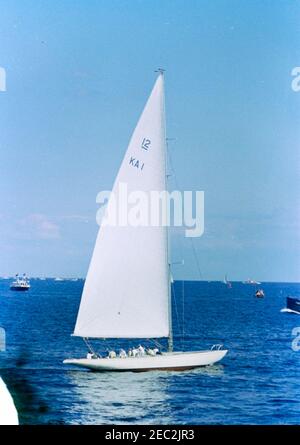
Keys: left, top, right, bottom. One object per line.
{"left": 64, "top": 72, "right": 227, "bottom": 371}
{"left": 223, "top": 274, "right": 232, "bottom": 288}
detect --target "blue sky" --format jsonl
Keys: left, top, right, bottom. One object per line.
{"left": 0, "top": 0, "right": 299, "bottom": 280}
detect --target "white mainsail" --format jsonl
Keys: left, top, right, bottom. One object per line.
{"left": 73, "top": 74, "right": 169, "bottom": 338}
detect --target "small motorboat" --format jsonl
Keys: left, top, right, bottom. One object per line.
{"left": 244, "top": 278, "right": 261, "bottom": 285}
{"left": 10, "top": 274, "right": 30, "bottom": 291}
{"left": 283, "top": 297, "right": 300, "bottom": 315}
{"left": 255, "top": 289, "right": 265, "bottom": 298}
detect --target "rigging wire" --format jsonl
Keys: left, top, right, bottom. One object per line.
{"left": 167, "top": 139, "right": 204, "bottom": 279}
{"left": 83, "top": 337, "right": 98, "bottom": 356}
{"left": 182, "top": 278, "right": 185, "bottom": 351}
{"left": 189, "top": 237, "right": 203, "bottom": 280}
{"left": 149, "top": 338, "right": 165, "bottom": 351}
{"left": 171, "top": 279, "right": 181, "bottom": 348}
{"left": 166, "top": 139, "right": 185, "bottom": 349}
{"left": 166, "top": 139, "right": 204, "bottom": 350}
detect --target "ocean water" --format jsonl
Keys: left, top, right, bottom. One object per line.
{"left": 0, "top": 279, "right": 299, "bottom": 425}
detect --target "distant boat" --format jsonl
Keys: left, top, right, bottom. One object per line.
{"left": 223, "top": 274, "right": 232, "bottom": 288}
{"left": 64, "top": 72, "right": 228, "bottom": 372}
{"left": 54, "top": 277, "right": 64, "bottom": 281}
{"left": 10, "top": 274, "right": 30, "bottom": 291}
{"left": 281, "top": 297, "right": 300, "bottom": 315}
{"left": 243, "top": 278, "right": 261, "bottom": 285}
{"left": 255, "top": 289, "right": 265, "bottom": 298}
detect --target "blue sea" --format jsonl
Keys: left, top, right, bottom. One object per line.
{"left": 0, "top": 279, "right": 299, "bottom": 425}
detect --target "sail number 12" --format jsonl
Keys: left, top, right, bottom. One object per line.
{"left": 141, "top": 138, "right": 151, "bottom": 150}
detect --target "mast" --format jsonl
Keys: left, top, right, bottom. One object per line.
{"left": 158, "top": 68, "right": 173, "bottom": 352}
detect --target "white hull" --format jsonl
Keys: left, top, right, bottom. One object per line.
{"left": 281, "top": 308, "right": 300, "bottom": 315}
{"left": 0, "top": 377, "right": 19, "bottom": 425}
{"left": 63, "top": 350, "right": 227, "bottom": 372}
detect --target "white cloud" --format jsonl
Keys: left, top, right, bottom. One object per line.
{"left": 19, "top": 214, "right": 60, "bottom": 240}
{"left": 60, "top": 214, "right": 90, "bottom": 223}
{"left": 0, "top": 67, "right": 6, "bottom": 92}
